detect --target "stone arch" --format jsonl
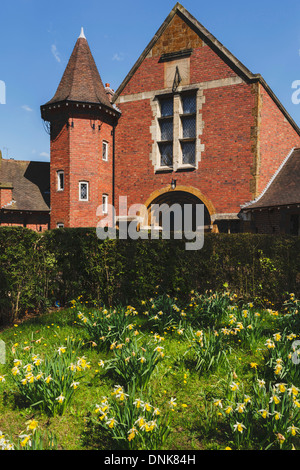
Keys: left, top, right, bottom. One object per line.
{"left": 143, "top": 185, "right": 216, "bottom": 231}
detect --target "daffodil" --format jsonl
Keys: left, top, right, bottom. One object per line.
{"left": 132, "top": 398, "right": 142, "bottom": 409}
{"left": 57, "top": 346, "right": 66, "bottom": 355}
{"left": 269, "top": 394, "right": 280, "bottom": 405}
{"left": 13, "top": 359, "right": 22, "bottom": 367}
{"left": 142, "top": 402, "right": 152, "bottom": 412}
{"left": 288, "top": 385, "right": 299, "bottom": 397}
{"left": 19, "top": 434, "right": 32, "bottom": 447}
{"left": 56, "top": 394, "right": 65, "bottom": 404}
{"left": 11, "top": 366, "right": 20, "bottom": 376}
{"left": 45, "top": 375, "right": 52, "bottom": 384}
{"left": 274, "top": 364, "right": 283, "bottom": 375}
{"left": 26, "top": 419, "right": 38, "bottom": 432}
{"left": 258, "top": 409, "right": 270, "bottom": 419}
{"left": 236, "top": 403, "right": 246, "bottom": 413}
{"left": 229, "top": 381, "right": 239, "bottom": 391}
{"left": 214, "top": 399, "right": 223, "bottom": 408}
{"left": 71, "top": 381, "right": 80, "bottom": 389}
{"left": 107, "top": 417, "right": 117, "bottom": 429}
{"left": 169, "top": 397, "right": 177, "bottom": 410}
{"left": 135, "top": 416, "right": 146, "bottom": 428}
{"left": 128, "top": 427, "right": 138, "bottom": 441}
{"left": 276, "top": 383, "right": 287, "bottom": 393}
{"left": 265, "top": 339, "right": 275, "bottom": 349}
{"left": 257, "top": 378, "right": 266, "bottom": 388}
{"left": 288, "top": 424, "right": 299, "bottom": 436}
{"left": 233, "top": 422, "right": 246, "bottom": 433}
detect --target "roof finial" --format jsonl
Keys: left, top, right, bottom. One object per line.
{"left": 79, "top": 27, "right": 86, "bottom": 39}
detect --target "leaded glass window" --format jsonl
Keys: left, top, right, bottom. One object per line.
{"left": 159, "top": 142, "right": 173, "bottom": 167}
{"left": 158, "top": 96, "right": 174, "bottom": 167}
{"left": 160, "top": 118, "right": 173, "bottom": 141}
{"left": 160, "top": 98, "right": 173, "bottom": 117}
{"left": 182, "top": 94, "right": 196, "bottom": 114}
{"left": 181, "top": 115, "right": 196, "bottom": 138}
{"left": 79, "top": 181, "right": 89, "bottom": 201}
{"left": 181, "top": 141, "right": 195, "bottom": 165}
{"left": 180, "top": 93, "right": 196, "bottom": 166}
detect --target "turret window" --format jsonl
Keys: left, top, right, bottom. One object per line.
{"left": 57, "top": 171, "right": 64, "bottom": 191}
{"left": 102, "top": 194, "right": 108, "bottom": 214}
{"left": 102, "top": 141, "right": 109, "bottom": 161}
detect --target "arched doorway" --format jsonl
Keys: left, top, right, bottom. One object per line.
{"left": 144, "top": 186, "right": 215, "bottom": 233}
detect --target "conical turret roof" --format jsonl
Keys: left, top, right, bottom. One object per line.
{"left": 46, "top": 28, "right": 113, "bottom": 109}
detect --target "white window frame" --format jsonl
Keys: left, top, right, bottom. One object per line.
{"left": 57, "top": 222, "right": 64, "bottom": 228}
{"left": 102, "top": 141, "right": 109, "bottom": 161}
{"left": 57, "top": 170, "right": 64, "bottom": 191}
{"left": 79, "top": 181, "right": 89, "bottom": 201}
{"left": 102, "top": 194, "right": 108, "bottom": 214}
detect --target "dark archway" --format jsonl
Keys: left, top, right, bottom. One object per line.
{"left": 148, "top": 190, "right": 211, "bottom": 232}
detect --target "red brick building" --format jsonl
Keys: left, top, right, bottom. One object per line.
{"left": 111, "top": 4, "right": 300, "bottom": 233}
{"left": 2, "top": 3, "right": 300, "bottom": 233}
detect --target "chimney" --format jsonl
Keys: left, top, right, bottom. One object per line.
{"left": 0, "top": 182, "right": 13, "bottom": 208}
{"left": 105, "top": 83, "right": 114, "bottom": 103}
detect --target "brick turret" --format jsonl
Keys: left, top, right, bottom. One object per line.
{"left": 41, "top": 28, "right": 120, "bottom": 229}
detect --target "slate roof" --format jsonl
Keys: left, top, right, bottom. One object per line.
{"left": 45, "top": 31, "right": 113, "bottom": 110}
{"left": 0, "top": 158, "right": 50, "bottom": 212}
{"left": 242, "top": 148, "right": 300, "bottom": 210}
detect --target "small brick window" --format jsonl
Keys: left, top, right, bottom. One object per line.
{"left": 79, "top": 181, "right": 89, "bottom": 201}
{"left": 102, "top": 141, "right": 108, "bottom": 161}
{"left": 57, "top": 171, "right": 64, "bottom": 191}
{"left": 102, "top": 194, "right": 108, "bottom": 214}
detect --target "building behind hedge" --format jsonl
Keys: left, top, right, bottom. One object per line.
{"left": 1, "top": 3, "right": 300, "bottom": 234}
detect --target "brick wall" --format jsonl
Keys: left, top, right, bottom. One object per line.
{"left": 115, "top": 81, "right": 257, "bottom": 216}
{"left": 258, "top": 84, "right": 300, "bottom": 194}
{"left": 50, "top": 112, "right": 70, "bottom": 228}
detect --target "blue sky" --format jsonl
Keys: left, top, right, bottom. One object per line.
{"left": 1, "top": 0, "right": 300, "bottom": 161}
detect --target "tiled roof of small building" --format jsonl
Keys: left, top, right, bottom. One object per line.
{"left": 0, "top": 158, "right": 50, "bottom": 212}
{"left": 45, "top": 29, "right": 113, "bottom": 109}
{"left": 242, "top": 148, "right": 300, "bottom": 210}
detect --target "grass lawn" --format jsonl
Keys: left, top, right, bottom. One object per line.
{"left": 1, "top": 290, "right": 300, "bottom": 450}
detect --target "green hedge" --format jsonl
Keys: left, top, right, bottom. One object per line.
{"left": 1, "top": 227, "right": 300, "bottom": 325}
